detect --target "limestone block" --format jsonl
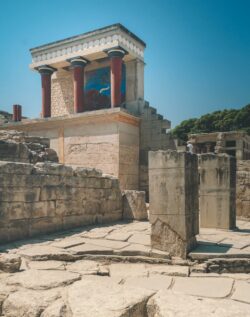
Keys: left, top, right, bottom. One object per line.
{"left": 0, "top": 254, "right": 21, "bottom": 273}
{"left": 63, "top": 214, "right": 95, "bottom": 230}
{"left": 27, "top": 201, "right": 56, "bottom": 218}
{"left": 34, "top": 162, "right": 73, "bottom": 176}
{"left": 122, "top": 190, "right": 148, "bottom": 220}
{"left": 0, "top": 187, "right": 40, "bottom": 202}
{"left": 199, "top": 154, "right": 236, "bottom": 229}
{"left": 0, "top": 161, "right": 34, "bottom": 175}
{"left": 56, "top": 200, "right": 82, "bottom": 217}
{"left": 29, "top": 217, "right": 63, "bottom": 237}
{"left": 74, "top": 167, "right": 102, "bottom": 177}
{"left": 8, "top": 219, "right": 29, "bottom": 241}
{"left": 149, "top": 150, "right": 199, "bottom": 258}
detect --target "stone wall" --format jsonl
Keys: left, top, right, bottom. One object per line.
{"left": 0, "top": 161, "right": 122, "bottom": 244}
{"left": 1, "top": 109, "right": 140, "bottom": 190}
{"left": 0, "top": 130, "right": 58, "bottom": 163}
{"left": 237, "top": 160, "right": 250, "bottom": 219}
{"left": 51, "top": 70, "right": 74, "bottom": 117}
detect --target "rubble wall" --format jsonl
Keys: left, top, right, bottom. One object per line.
{"left": 237, "top": 160, "right": 250, "bottom": 219}
{"left": 0, "top": 161, "right": 122, "bottom": 244}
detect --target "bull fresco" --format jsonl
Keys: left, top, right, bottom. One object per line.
{"left": 85, "top": 65, "right": 126, "bottom": 110}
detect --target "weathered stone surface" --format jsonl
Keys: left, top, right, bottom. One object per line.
{"left": 0, "top": 253, "right": 21, "bottom": 273}
{"left": 68, "top": 243, "right": 113, "bottom": 255}
{"left": 199, "top": 154, "right": 236, "bottom": 229}
{"left": 106, "top": 231, "right": 132, "bottom": 241}
{"left": 74, "top": 167, "right": 102, "bottom": 178}
{"left": 231, "top": 280, "right": 250, "bottom": 303}
{"left": 6, "top": 269, "right": 80, "bottom": 290}
{"left": 124, "top": 275, "right": 172, "bottom": 291}
{"left": 0, "top": 130, "right": 58, "bottom": 164}
{"left": 0, "top": 161, "right": 34, "bottom": 175}
{"left": 40, "top": 299, "right": 67, "bottom": 317}
{"left": 109, "top": 263, "right": 148, "bottom": 278}
{"left": 2, "top": 289, "right": 60, "bottom": 317}
{"left": 149, "top": 150, "right": 199, "bottom": 258}
{"left": 27, "top": 260, "right": 65, "bottom": 271}
{"left": 128, "top": 233, "right": 151, "bottom": 246}
{"left": 66, "top": 260, "right": 100, "bottom": 275}
{"left": 16, "top": 245, "right": 75, "bottom": 261}
{"left": 147, "top": 264, "right": 189, "bottom": 277}
{"left": 67, "top": 276, "right": 155, "bottom": 317}
{"left": 34, "top": 162, "right": 73, "bottom": 176}
{"left": 172, "top": 277, "right": 233, "bottom": 298}
{"left": 122, "top": 190, "right": 148, "bottom": 220}
{"left": 147, "top": 290, "right": 250, "bottom": 317}
{"left": 237, "top": 160, "right": 250, "bottom": 219}
{"left": 0, "top": 159, "right": 123, "bottom": 244}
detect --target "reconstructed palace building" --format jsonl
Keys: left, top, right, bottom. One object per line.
{"left": 1, "top": 24, "right": 175, "bottom": 195}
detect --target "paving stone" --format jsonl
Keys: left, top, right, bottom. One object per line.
{"left": 81, "top": 227, "right": 114, "bottom": 239}
{"left": 190, "top": 272, "right": 220, "bottom": 277}
{"left": 172, "top": 277, "right": 234, "bottom": 298}
{"left": 49, "top": 237, "right": 86, "bottom": 249}
{"left": 6, "top": 269, "right": 80, "bottom": 290}
{"left": 66, "top": 260, "right": 100, "bottom": 275}
{"left": 16, "top": 245, "right": 75, "bottom": 261}
{"left": 218, "top": 238, "right": 250, "bottom": 250}
{"left": 221, "top": 273, "right": 250, "bottom": 280}
{"left": 147, "top": 264, "right": 189, "bottom": 277}
{"left": 105, "top": 231, "right": 133, "bottom": 241}
{"left": 123, "top": 275, "right": 172, "bottom": 291}
{"left": 109, "top": 263, "right": 148, "bottom": 278}
{"left": 2, "top": 289, "right": 60, "bottom": 317}
{"left": 150, "top": 249, "right": 170, "bottom": 259}
{"left": 114, "top": 243, "right": 151, "bottom": 256}
{"left": 82, "top": 238, "right": 130, "bottom": 250}
{"left": 147, "top": 290, "right": 250, "bottom": 317}
{"left": 27, "top": 260, "right": 65, "bottom": 271}
{"left": 40, "top": 299, "right": 67, "bottom": 317}
{"left": 128, "top": 233, "right": 151, "bottom": 246}
{"left": 232, "top": 280, "right": 250, "bottom": 303}
{"left": 68, "top": 243, "right": 113, "bottom": 255}
{"left": 67, "top": 276, "right": 155, "bottom": 317}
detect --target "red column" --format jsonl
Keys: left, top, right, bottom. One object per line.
{"left": 38, "top": 66, "right": 56, "bottom": 118}
{"left": 68, "top": 57, "right": 88, "bottom": 113}
{"left": 106, "top": 48, "right": 126, "bottom": 108}
{"left": 12, "top": 104, "right": 18, "bottom": 121}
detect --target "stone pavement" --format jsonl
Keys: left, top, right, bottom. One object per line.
{"left": 0, "top": 220, "right": 250, "bottom": 316}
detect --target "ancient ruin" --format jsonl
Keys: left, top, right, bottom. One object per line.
{"left": 0, "top": 24, "right": 250, "bottom": 316}
{"left": 199, "top": 153, "right": 236, "bottom": 229}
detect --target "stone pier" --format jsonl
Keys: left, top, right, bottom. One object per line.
{"left": 199, "top": 153, "right": 236, "bottom": 229}
{"left": 149, "top": 150, "right": 199, "bottom": 258}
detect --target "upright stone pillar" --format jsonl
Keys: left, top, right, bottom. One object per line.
{"left": 12, "top": 105, "right": 22, "bottom": 122}
{"left": 38, "top": 65, "right": 56, "bottom": 118}
{"left": 106, "top": 47, "right": 127, "bottom": 107}
{"left": 149, "top": 150, "right": 199, "bottom": 258}
{"left": 199, "top": 153, "right": 236, "bottom": 229}
{"left": 67, "top": 57, "right": 88, "bottom": 113}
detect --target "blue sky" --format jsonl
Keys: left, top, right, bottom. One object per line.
{"left": 0, "top": 0, "right": 249, "bottom": 127}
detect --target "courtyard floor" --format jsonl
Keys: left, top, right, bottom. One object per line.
{"left": 0, "top": 219, "right": 250, "bottom": 316}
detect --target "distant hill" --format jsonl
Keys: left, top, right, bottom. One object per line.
{"left": 171, "top": 104, "right": 250, "bottom": 141}
{"left": 0, "top": 110, "right": 12, "bottom": 124}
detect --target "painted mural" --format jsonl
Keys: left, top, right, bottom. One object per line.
{"left": 84, "top": 65, "right": 126, "bottom": 110}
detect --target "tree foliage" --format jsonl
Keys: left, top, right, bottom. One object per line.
{"left": 171, "top": 104, "right": 250, "bottom": 141}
